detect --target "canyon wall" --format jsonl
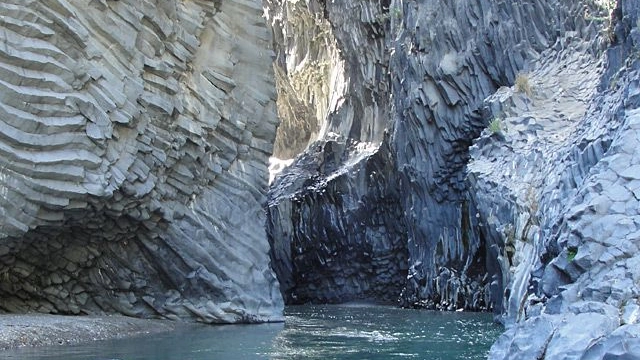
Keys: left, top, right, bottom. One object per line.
{"left": 267, "top": 0, "right": 604, "bottom": 308}
{"left": 2, "top": 0, "right": 638, "bottom": 355}
{"left": 266, "top": 0, "right": 406, "bottom": 304}
{"left": 484, "top": 1, "right": 640, "bottom": 357}
{"left": 0, "top": 0, "right": 283, "bottom": 323}
{"left": 267, "top": 0, "right": 640, "bottom": 357}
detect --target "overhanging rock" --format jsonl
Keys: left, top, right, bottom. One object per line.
{"left": 0, "top": 0, "right": 283, "bottom": 323}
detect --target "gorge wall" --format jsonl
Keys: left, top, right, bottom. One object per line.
{"left": 266, "top": 0, "right": 606, "bottom": 308}
{"left": 267, "top": 0, "right": 640, "bottom": 357}
{"left": 483, "top": 1, "right": 640, "bottom": 357}
{"left": 266, "top": 0, "right": 406, "bottom": 305}
{"left": 0, "top": 0, "right": 283, "bottom": 323}
{"left": 1, "top": 0, "right": 639, "bottom": 356}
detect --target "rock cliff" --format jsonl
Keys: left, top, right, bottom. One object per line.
{"left": 0, "top": 0, "right": 283, "bottom": 323}
{"left": 482, "top": 1, "right": 640, "bottom": 357}
{"left": 267, "top": 0, "right": 603, "bottom": 308}
{"left": 2, "top": 0, "right": 639, "bottom": 355}
{"left": 266, "top": 0, "right": 406, "bottom": 304}
{"left": 267, "top": 0, "right": 640, "bottom": 357}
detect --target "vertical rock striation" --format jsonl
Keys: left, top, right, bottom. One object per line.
{"left": 267, "top": 0, "right": 342, "bottom": 159}
{"left": 268, "top": 0, "right": 640, "bottom": 356}
{"left": 267, "top": 0, "right": 605, "bottom": 310}
{"left": 483, "top": 1, "right": 640, "bottom": 357}
{"left": 0, "top": 0, "right": 283, "bottom": 323}
{"left": 387, "top": 0, "right": 598, "bottom": 310}
{"left": 266, "top": 0, "right": 407, "bottom": 304}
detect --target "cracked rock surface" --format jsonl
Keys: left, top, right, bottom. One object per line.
{"left": 482, "top": 2, "right": 640, "bottom": 353}
{"left": 267, "top": 0, "right": 640, "bottom": 357}
{"left": 0, "top": 0, "right": 283, "bottom": 323}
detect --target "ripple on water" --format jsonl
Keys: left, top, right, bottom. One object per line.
{"left": 0, "top": 304, "right": 501, "bottom": 360}
{"left": 267, "top": 305, "right": 502, "bottom": 360}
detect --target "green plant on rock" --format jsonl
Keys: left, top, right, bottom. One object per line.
{"left": 375, "top": 12, "right": 391, "bottom": 23}
{"left": 515, "top": 73, "right": 533, "bottom": 96}
{"left": 567, "top": 247, "right": 578, "bottom": 262}
{"left": 584, "top": 0, "right": 616, "bottom": 44}
{"left": 488, "top": 118, "right": 503, "bottom": 134}
{"left": 392, "top": 7, "right": 402, "bottom": 19}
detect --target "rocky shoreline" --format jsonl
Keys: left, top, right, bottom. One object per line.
{"left": 0, "top": 314, "right": 180, "bottom": 351}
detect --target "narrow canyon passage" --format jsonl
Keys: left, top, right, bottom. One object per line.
{"left": 0, "top": 0, "right": 639, "bottom": 358}
{"left": 265, "top": 0, "right": 640, "bottom": 358}
{"left": 265, "top": 0, "right": 600, "bottom": 311}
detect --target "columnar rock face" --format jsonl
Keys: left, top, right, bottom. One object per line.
{"left": 0, "top": 0, "right": 283, "bottom": 323}
{"left": 266, "top": 0, "right": 409, "bottom": 304}
{"left": 387, "top": 0, "right": 601, "bottom": 311}
{"left": 483, "top": 2, "right": 640, "bottom": 357}
{"left": 267, "top": 0, "right": 603, "bottom": 308}
{"left": 267, "top": 0, "right": 640, "bottom": 357}
{"left": 267, "top": 0, "right": 343, "bottom": 159}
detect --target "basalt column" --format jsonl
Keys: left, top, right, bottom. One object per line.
{"left": 266, "top": 0, "right": 408, "bottom": 304}
{"left": 266, "top": 0, "right": 607, "bottom": 311}
{"left": 0, "top": 0, "right": 283, "bottom": 323}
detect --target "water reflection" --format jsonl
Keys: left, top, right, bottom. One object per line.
{"left": 268, "top": 305, "right": 501, "bottom": 359}
{"left": 1, "top": 305, "right": 502, "bottom": 360}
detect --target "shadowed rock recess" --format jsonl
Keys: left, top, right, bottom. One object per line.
{"left": 267, "top": 0, "right": 640, "bottom": 357}
{"left": 0, "top": 0, "right": 283, "bottom": 323}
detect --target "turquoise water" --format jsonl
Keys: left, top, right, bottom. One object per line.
{"left": 1, "top": 305, "right": 502, "bottom": 359}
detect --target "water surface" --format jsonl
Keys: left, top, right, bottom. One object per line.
{"left": 2, "top": 305, "right": 502, "bottom": 359}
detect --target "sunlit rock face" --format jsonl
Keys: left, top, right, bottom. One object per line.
{"left": 484, "top": 1, "right": 640, "bottom": 358}
{"left": 265, "top": 0, "right": 408, "bottom": 305}
{"left": 0, "top": 0, "right": 283, "bottom": 323}
{"left": 266, "top": 0, "right": 598, "bottom": 309}
{"left": 268, "top": 0, "right": 640, "bottom": 357}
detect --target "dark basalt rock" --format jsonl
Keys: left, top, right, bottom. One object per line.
{"left": 266, "top": 0, "right": 602, "bottom": 311}
{"left": 268, "top": 135, "right": 408, "bottom": 304}
{"left": 267, "top": 0, "right": 640, "bottom": 357}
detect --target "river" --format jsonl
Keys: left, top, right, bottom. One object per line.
{"left": 2, "top": 304, "right": 502, "bottom": 359}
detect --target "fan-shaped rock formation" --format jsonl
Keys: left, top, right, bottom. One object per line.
{"left": 0, "top": 0, "right": 283, "bottom": 323}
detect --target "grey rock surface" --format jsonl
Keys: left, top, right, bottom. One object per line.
{"left": 479, "top": 2, "right": 640, "bottom": 358}
{"left": 266, "top": 0, "right": 605, "bottom": 310}
{"left": 267, "top": 0, "right": 640, "bottom": 358}
{"left": 0, "top": 314, "right": 179, "bottom": 350}
{"left": 267, "top": 0, "right": 342, "bottom": 159}
{"left": 386, "top": 0, "right": 594, "bottom": 311}
{"left": 266, "top": 0, "right": 405, "bottom": 304}
{"left": 0, "top": 0, "right": 283, "bottom": 323}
